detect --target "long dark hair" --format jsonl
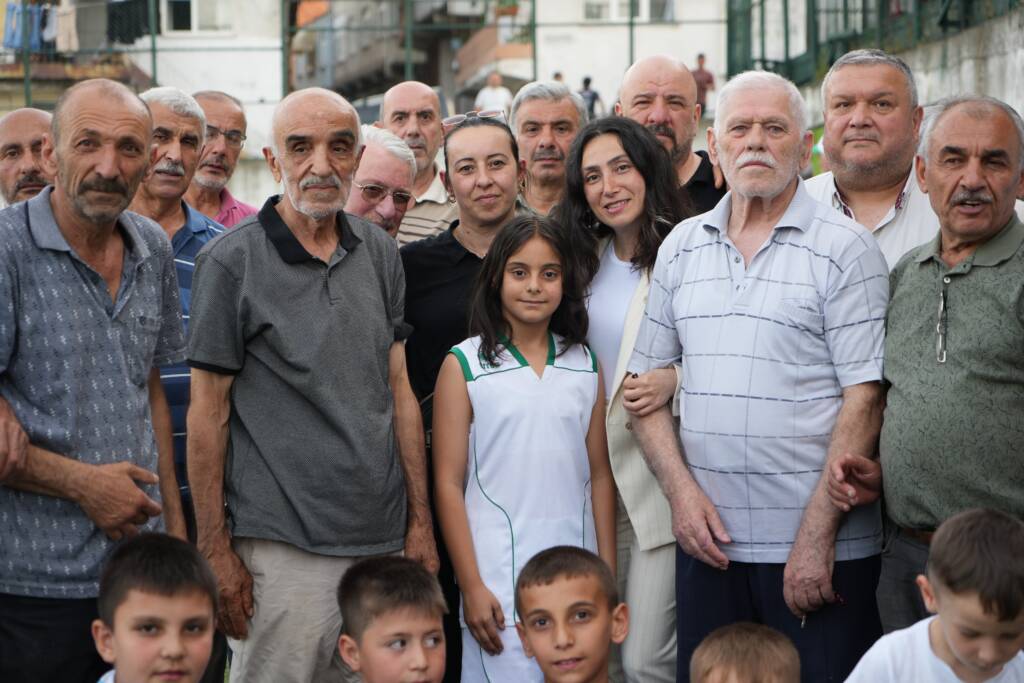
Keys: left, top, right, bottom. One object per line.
{"left": 553, "top": 117, "right": 692, "bottom": 282}
{"left": 469, "top": 214, "right": 589, "bottom": 366}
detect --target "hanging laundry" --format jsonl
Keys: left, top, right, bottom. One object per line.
{"left": 3, "top": 2, "right": 21, "bottom": 50}
{"left": 56, "top": 3, "right": 78, "bottom": 53}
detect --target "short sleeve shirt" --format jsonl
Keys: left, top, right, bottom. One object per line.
{"left": 213, "top": 187, "right": 258, "bottom": 229}
{"left": 628, "top": 181, "right": 889, "bottom": 563}
{"left": 187, "top": 198, "right": 409, "bottom": 556}
{"left": 0, "top": 187, "right": 186, "bottom": 597}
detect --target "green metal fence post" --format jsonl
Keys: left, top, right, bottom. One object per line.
{"left": 148, "top": 0, "right": 158, "bottom": 86}
{"left": 20, "top": 0, "right": 30, "bottom": 106}
{"left": 281, "top": 0, "right": 290, "bottom": 98}
{"left": 531, "top": 0, "right": 538, "bottom": 81}
{"left": 628, "top": 0, "right": 636, "bottom": 65}
{"left": 404, "top": 0, "right": 414, "bottom": 80}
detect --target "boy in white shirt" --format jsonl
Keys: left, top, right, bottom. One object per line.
{"left": 847, "top": 509, "right": 1024, "bottom": 683}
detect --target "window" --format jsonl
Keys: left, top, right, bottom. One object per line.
{"left": 584, "top": 1, "right": 610, "bottom": 19}
{"left": 164, "top": 0, "right": 227, "bottom": 32}
{"left": 586, "top": 0, "right": 670, "bottom": 22}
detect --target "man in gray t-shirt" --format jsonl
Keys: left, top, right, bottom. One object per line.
{"left": 0, "top": 79, "right": 186, "bottom": 683}
{"left": 186, "top": 87, "right": 436, "bottom": 682}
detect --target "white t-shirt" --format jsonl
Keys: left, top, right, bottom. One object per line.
{"left": 96, "top": 670, "right": 115, "bottom": 683}
{"left": 587, "top": 245, "right": 641, "bottom": 399}
{"left": 474, "top": 85, "right": 513, "bottom": 113}
{"left": 846, "top": 617, "right": 1024, "bottom": 682}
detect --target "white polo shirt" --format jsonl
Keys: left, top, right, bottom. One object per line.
{"left": 629, "top": 181, "right": 888, "bottom": 563}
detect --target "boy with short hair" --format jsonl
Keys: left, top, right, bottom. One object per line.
{"left": 847, "top": 508, "right": 1024, "bottom": 682}
{"left": 337, "top": 556, "right": 448, "bottom": 683}
{"left": 90, "top": 533, "right": 218, "bottom": 683}
{"left": 689, "top": 622, "right": 800, "bottom": 683}
{"left": 515, "top": 546, "right": 629, "bottom": 683}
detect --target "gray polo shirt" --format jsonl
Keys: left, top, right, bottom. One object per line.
{"left": 187, "top": 197, "right": 409, "bottom": 557}
{"left": 0, "top": 188, "right": 186, "bottom": 598}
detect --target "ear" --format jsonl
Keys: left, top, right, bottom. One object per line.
{"left": 515, "top": 622, "right": 535, "bottom": 658}
{"left": 41, "top": 132, "right": 58, "bottom": 178}
{"left": 519, "top": 158, "right": 527, "bottom": 175}
{"left": 440, "top": 169, "right": 451, "bottom": 194}
{"left": 613, "top": 101, "right": 623, "bottom": 116}
{"left": 707, "top": 127, "right": 719, "bottom": 166}
{"left": 353, "top": 144, "right": 364, "bottom": 174}
{"left": 799, "top": 130, "right": 814, "bottom": 169}
{"left": 373, "top": 121, "right": 384, "bottom": 129}
{"left": 915, "top": 153, "right": 928, "bottom": 195}
{"left": 91, "top": 619, "right": 117, "bottom": 665}
{"left": 911, "top": 105, "right": 924, "bottom": 135}
{"left": 916, "top": 574, "right": 939, "bottom": 615}
{"left": 610, "top": 603, "right": 629, "bottom": 645}
{"left": 262, "top": 147, "right": 283, "bottom": 184}
{"left": 693, "top": 102, "right": 702, "bottom": 126}
{"left": 338, "top": 634, "right": 362, "bottom": 672}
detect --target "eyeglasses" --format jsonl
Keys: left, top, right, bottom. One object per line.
{"left": 936, "top": 282, "right": 948, "bottom": 363}
{"left": 206, "top": 125, "right": 247, "bottom": 149}
{"left": 441, "top": 109, "right": 507, "bottom": 134}
{"left": 353, "top": 181, "right": 414, "bottom": 208}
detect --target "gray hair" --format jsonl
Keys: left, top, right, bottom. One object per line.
{"left": 918, "top": 95, "right": 1024, "bottom": 170}
{"left": 360, "top": 124, "right": 416, "bottom": 180}
{"left": 821, "top": 49, "right": 918, "bottom": 109}
{"left": 192, "top": 89, "right": 244, "bottom": 110}
{"left": 714, "top": 70, "right": 808, "bottom": 135}
{"left": 510, "top": 80, "right": 587, "bottom": 132}
{"left": 139, "top": 86, "right": 206, "bottom": 139}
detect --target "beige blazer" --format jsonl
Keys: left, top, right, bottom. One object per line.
{"left": 598, "top": 240, "right": 677, "bottom": 551}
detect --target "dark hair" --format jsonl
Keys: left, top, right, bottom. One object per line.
{"left": 928, "top": 508, "right": 1024, "bottom": 621}
{"left": 583, "top": 77, "right": 592, "bottom": 88}
{"left": 442, "top": 116, "right": 519, "bottom": 174}
{"left": 690, "top": 622, "right": 800, "bottom": 683}
{"left": 468, "top": 213, "right": 589, "bottom": 366}
{"left": 515, "top": 546, "right": 618, "bottom": 617}
{"left": 338, "top": 556, "right": 447, "bottom": 641}
{"left": 97, "top": 533, "right": 218, "bottom": 626}
{"left": 553, "top": 116, "right": 691, "bottom": 282}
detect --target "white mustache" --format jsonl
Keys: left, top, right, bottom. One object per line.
{"left": 300, "top": 174, "right": 341, "bottom": 189}
{"left": 736, "top": 152, "right": 777, "bottom": 168}
{"left": 951, "top": 189, "right": 993, "bottom": 206}
{"left": 154, "top": 159, "right": 185, "bottom": 176}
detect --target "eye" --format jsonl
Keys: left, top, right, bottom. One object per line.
{"left": 523, "top": 125, "right": 539, "bottom": 135}
{"left": 729, "top": 124, "right": 749, "bottom": 135}
{"left": 152, "top": 130, "right": 170, "bottom": 142}
{"left": 387, "top": 638, "right": 408, "bottom": 651}
{"left": 572, "top": 609, "right": 593, "bottom": 622}
{"left": 182, "top": 137, "right": 200, "bottom": 150}
{"left": 291, "top": 143, "right": 310, "bottom": 154}
{"left": 418, "top": 112, "right": 434, "bottom": 121}
{"left": 76, "top": 138, "right": 97, "bottom": 150}
{"left": 584, "top": 172, "right": 600, "bottom": 184}
{"left": 832, "top": 101, "right": 851, "bottom": 111}
{"left": 488, "top": 159, "right": 506, "bottom": 169}
{"left": 614, "top": 162, "right": 632, "bottom": 174}
{"left": 509, "top": 267, "right": 527, "bottom": 278}
{"left": 184, "top": 622, "right": 209, "bottom": 634}
{"left": 667, "top": 98, "right": 686, "bottom": 109}
{"left": 424, "top": 635, "right": 443, "bottom": 648}
{"left": 393, "top": 113, "right": 407, "bottom": 123}
{"left": 529, "top": 616, "right": 550, "bottom": 629}
{"left": 456, "top": 163, "right": 475, "bottom": 175}
{"left": 874, "top": 100, "right": 894, "bottom": 111}
{"left": 136, "top": 623, "right": 160, "bottom": 635}
{"left": 542, "top": 269, "right": 561, "bottom": 280}
{"left": 767, "top": 124, "right": 786, "bottom": 135}
{"left": 2, "top": 148, "right": 19, "bottom": 159}
{"left": 555, "top": 124, "right": 571, "bottom": 135}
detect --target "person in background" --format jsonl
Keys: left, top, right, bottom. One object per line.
{"left": 378, "top": 81, "right": 458, "bottom": 245}
{"left": 474, "top": 71, "right": 514, "bottom": 118}
{"left": 691, "top": 53, "right": 716, "bottom": 116}
{"left": 0, "top": 107, "right": 52, "bottom": 205}
{"left": 184, "top": 90, "right": 258, "bottom": 227}
{"left": 689, "top": 623, "right": 799, "bottom": 683}
{"left": 579, "top": 76, "right": 604, "bottom": 121}
{"left": 345, "top": 125, "right": 416, "bottom": 238}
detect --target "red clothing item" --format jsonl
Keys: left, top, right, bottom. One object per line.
{"left": 214, "top": 187, "right": 258, "bottom": 228}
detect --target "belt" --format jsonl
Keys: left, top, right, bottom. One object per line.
{"left": 897, "top": 526, "right": 935, "bottom": 546}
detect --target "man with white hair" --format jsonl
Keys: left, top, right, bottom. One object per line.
{"left": 344, "top": 124, "right": 415, "bottom": 237}
{"left": 510, "top": 80, "right": 586, "bottom": 214}
{"left": 627, "top": 71, "right": 889, "bottom": 681}
{"left": 186, "top": 87, "right": 436, "bottom": 682}
{"left": 805, "top": 49, "right": 937, "bottom": 269}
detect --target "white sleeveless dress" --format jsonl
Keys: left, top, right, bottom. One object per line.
{"left": 450, "top": 333, "right": 600, "bottom": 682}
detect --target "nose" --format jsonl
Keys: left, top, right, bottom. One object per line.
{"left": 376, "top": 193, "right": 399, "bottom": 219}
{"left": 407, "top": 642, "right": 428, "bottom": 671}
{"left": 553, "top": 621, "right": 574, "bottom": 649}
{"left": 537, "top": 125, "right": 555, "bottom": 149}
{"left": 647, "top": 97, "right": 671, "bottom": 125}
{"left": 17, "top": 151, "right": 41, "bottom": 175}
{"left": 602, "top": 172, "right": 620, "bottom": 196}
{"left": 309, "top": 143, "right": 333, "bottom": 177}
{"left": 848, "top": 101, "right": 873, "bottom": 127}
{"left": 160, "top": 632, "right": 186, "bottom": 660}
{"left": 94, "top": 143, "right": 120, "bottom": 179}
{"left": 960, "top": 156, "right": 986, "bottom": 190}
{"left": 164, "top": 138, "right": 183, "bottom": 163}
{"left": 744, "top": 123, "right": 767, "bottom": 151}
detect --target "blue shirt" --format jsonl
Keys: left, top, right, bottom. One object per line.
{"left": 0, "top": 188, "right": 186, "bottom": 597}
{"left": 159, "top": 202, "right": 223, "bottom": 493}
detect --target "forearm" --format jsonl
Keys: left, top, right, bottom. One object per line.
{"left": 393, "top": 371, "right": 431, "bottom": 526}
{"left": 435, "top": 479, "right": 485, "bottom": 589}
{"left": 591, "top": 471, "right": 617, "bottom": 574}
{"left": 186, "top": 379, "right": 232, "bottom": 552}
{"left": 5, "top": 443, "right": 86, "bottom": 500}
{"left": 149, "top": 371, "right": 185, "bottom": 539}
{"left": 631, "top": 404, "right": 697, "bottom": 501}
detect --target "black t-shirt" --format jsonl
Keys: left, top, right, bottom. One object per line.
{"left": 401, "top": 220, "right": 483, "bottom": 405}
{"left": 683, "top": 150, "right": 728, "bottom": 215}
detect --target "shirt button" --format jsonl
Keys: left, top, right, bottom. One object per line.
{"left": 734, "top": 256, "right": 741, "bottom": 263}
{"left": 943, "top": 276, "right": 951, "bottom": 284}
{"left": 625, "top": 421, "right": 633, "bottom": 431}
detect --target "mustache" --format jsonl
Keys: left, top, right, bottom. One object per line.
{"left": 532, "top": 148, "right": 564, "bottom": 161}
{"left": 78, "top": 176, "right": 129, "bottom": 196}
{"left": 404, "top": 135, "right": 426, "bottom": 149}
{"left": 950, "top": 188, "right": 993, "bottom": 206}
{"left": 15, "top": 172, "right": 48, "bottom": 190}
{"left": 646, "top": 123, "right": 675, "bottom": 139}
{"left": 299, "top": 174, "right": 341, "bottom": 189}
{"left": 153, "top": 159, "right": 185, "bottom": 176}
{"left": 200, "top": 153, "right": 227, "bottom": 168}
{"left": 736, "top": 152, "right": 777, "bottom": 168}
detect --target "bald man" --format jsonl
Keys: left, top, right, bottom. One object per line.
{"left": 186, "top": 87, "right": 435, "bottom": 682}
{"left": 0, "top": 107, "right": 53, "bottom": 205}
{"left": 617, "top": 55, "right": 726, "bottom": 213}
{"left": 377, "top": 81, "right": 458, "bottom": 245}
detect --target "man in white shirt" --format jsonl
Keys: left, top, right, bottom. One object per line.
{"left": 474, "top": 72, "right": 513, "bottom": 117}
{"left": 805, "top": 49, "right": 937, "bottom": 269}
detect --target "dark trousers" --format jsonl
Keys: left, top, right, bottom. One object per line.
{"left": 876, "top": 525, "right": 930, "bottom": 633}
{"left": 676, "top": 549, "right": 882, "bottom": 683}
{"left": 425, "top": 442, "right": 462, "bottom": 683}
{"left": 0, "top": 593, "right": 109, "bottom": 683}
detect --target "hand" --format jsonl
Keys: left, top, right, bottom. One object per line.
{"left": 0, "top": 404, "right": 28, "bottom": 481}
{"left": 203, "top": 541, "right": 254, "bottom": 639}
{"left": 826, "top": 454, "right": 882, "bottom": 512}
{"left": 75, "top": 462, "right": 162, "bottom": 540}
{"left": 670, "top": 483, "right": 731, "bottom": 570}
{"left": 404, "top": 518, "right": 440, "bottom": 574}
{"left": 783, "top": 531, "right": 836, "bottom": 618}
{"left": 463, "top": 581, "right": 505, "bottom": 655}
{"left": 622, "top": 369, "right": 676, "bottom": 417}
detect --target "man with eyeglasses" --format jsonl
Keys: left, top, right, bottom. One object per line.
{"left": 185, "top": 90, "right": 258, "bottom": 228}
{"left": 345, "top": 125, "right": 415, "bottom": 238}
{"left": 828, "top": 95, "right": 1024, "bottom": 635}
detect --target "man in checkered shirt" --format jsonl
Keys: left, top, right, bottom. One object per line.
{"left": 628, "top": 70, "right": 889, "bottom": 682}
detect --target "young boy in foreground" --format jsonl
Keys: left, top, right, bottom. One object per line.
{"left": 337, "top": 556, "right": 448, "bottom": 683}
{"left": 689, "top": 622, "right": 799, "bottom": 683}
{"left": 90, "top": 533, "right": 217, "bottom": 683}
{"left": 515, "top": 546, "right": 629, "bottom": 683}
{"left": 847, "top": 508, "right": 1024, "bottom": 682}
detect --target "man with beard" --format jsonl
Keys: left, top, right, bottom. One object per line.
{"left": 0, "top": 108, "right": 53, "bottom": 205}
{"left": 344, "top": 124, "right": 415, "bottom": 238}
{"left": 186, "top": 87, "right": 436, "bottom": 682}
{"left": 378, "top": 81, "right": 458, "bottom": 245}
{"left": 0, "top": 78, "right": 186, "bottom": 683}
{"left": 510, "top": 80, "right": 585, "bottom": 215}
{"left": 184, "top": 90, "right": 258, "bottom": 227}
{"left": 806, "top": 50, "right": 936, "bottom": 269}
{"left": 617, "top": 54, "right": 726, "bottom": 213}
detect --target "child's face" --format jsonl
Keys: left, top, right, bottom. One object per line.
{"left": 919, "top": 576, "right": 1024, "bottom": 681}
{"left": 500, "top": 235, "right": 564, "bottom": 332}
{"left": 337, "top": 608, "right": 446, "bottom": 683}
{"left": 91, "top": 589, "right": 215, "bottom": 683}
{"left": 699, "top": 668, "right": 787, "bottom": 683}
{"left": 516, "top": 575, "right": 628, "bottom": 683}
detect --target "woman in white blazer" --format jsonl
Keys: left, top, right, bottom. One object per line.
{"left": 554, "top": 117, "right": 693, "bottom": 683}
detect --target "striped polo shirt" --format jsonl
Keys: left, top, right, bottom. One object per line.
{"left": 395, "top": 168, "right": 458, "bottom": 247}
{"left": 629, "top": 181, "right": 889, "bottom": 563}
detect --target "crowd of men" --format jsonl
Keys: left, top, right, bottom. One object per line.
{"left": 0, "top": 46, "right": 1021, "bottom": 683}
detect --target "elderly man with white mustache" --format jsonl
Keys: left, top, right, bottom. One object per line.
{"left": 185, "top": 87, "right": 436, "bottom": 683}
{"left": 626, "top": 71, "right": 890, "bottom": 682}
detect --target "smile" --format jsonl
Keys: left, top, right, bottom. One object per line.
{"left": 604, "top": 199, "right": 629, "bottom": 213}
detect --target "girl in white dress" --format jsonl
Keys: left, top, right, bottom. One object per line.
{"left": 433, "top": 214, "right": 616, "bottom": 682}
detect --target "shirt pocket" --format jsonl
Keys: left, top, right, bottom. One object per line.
{"left": 123, "top": 314, "right": 162, "bottom": 386}
{"left": 778, "top": 298, "right": 825, "bottom": 336}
